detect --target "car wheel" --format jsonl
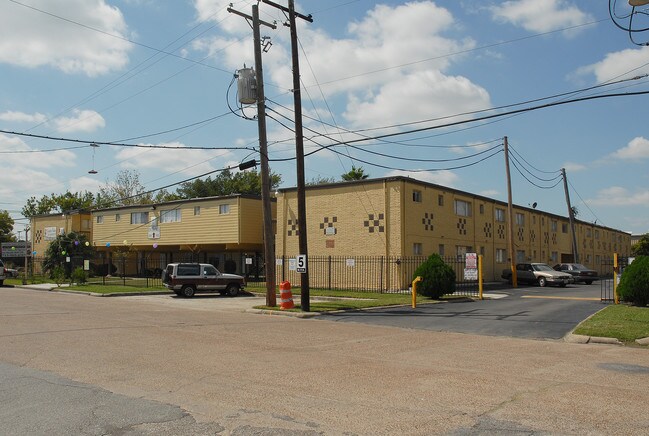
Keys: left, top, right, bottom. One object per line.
{"left": 225, "top": 283, "right": 239, "bottom": 297}
{"left": 0, "top": 280, "right": 3, "bottom": 286}
{"left": 585, "top": 280, "right": 593, "bottom": 285}
{"left": 181, "top": 285, "right": 196, "bottom": 298}
{"left": 538, "top": 277, "right": 547, "bottom": 287}
{"left": 559, "top": 283, "right": 566, "bottom": 288}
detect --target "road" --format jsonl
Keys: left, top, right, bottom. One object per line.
{"left": 0, "top": 287, "right": 647, "bottom": 435}
{"left": 323, "top": 283, "right": 607, "bottom": 339}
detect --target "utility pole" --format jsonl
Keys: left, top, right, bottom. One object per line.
{"left": 228, "top": 5, "right": 277, "bottom": 307}
{"left": 562, "top": 168, "right": 579, "bottom": 263}
{"left": 262, "top": 0, "right": 313, "bottom": 311}
{"left": 504, "top": 136, "right": 517, "bottom": 287}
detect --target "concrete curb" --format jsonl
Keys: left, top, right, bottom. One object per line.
{"left": 564, "top": 333, "right": 622, "bottom": 345}
{"left": 245, "top": 308, "right": 320, "bottom": 318}
{"left": 635, "top": 337, "right": 649, "bottom": 346}
{"left": 13, "top": 284, "right": 172, "bottom": 298}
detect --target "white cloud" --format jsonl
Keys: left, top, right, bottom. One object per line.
{"left": 0, "top": 133, "right": 76, "bottom": 168}
{"left": 574, "top": 47, "right": 649, "bottom": 83}
{"left": 114, "top": 142, "right": 234, "bottom": 176}
{"left": 0, "top": 111, "right": 47, "bottom": 124}
{"left": 54, "top": 109, "right": 106, "bottom": 133}
{"left": 69, "top": 175, "right": 104, "bottom": 194}
{"left": 479, "top": 189, "right": 500, "bottom": 197}
{"left": 386, "top": 169, "right": 459, "bottom": 187}
{"left": 0, "top": 0, "right": 131, "bottom": 76}
{"left": 589, "top": 186, "right": 649, "bottom": 206}
{"left": 192, "top": 1, "right": 488, "bottom": 129}
{"left": 491, "top": 0, "right": 593, "bottom": 34}
{"left": 612, "top": 137, "right": 649, "bottom": 160}
{"left": 562, "top": 162, "right": 586, "bottom": 172}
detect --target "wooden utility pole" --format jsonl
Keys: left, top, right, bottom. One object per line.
{"left": 228, "top": 5, "right": 277, "bottom": 306}
{"left": 504, "top": 136, "right": 517, "bottom": 287}
{"left": 562, "top": 168, "right": 579, "bottom": 263}
{"left": 262, "top": 0, "right": 313, "bottom": 311}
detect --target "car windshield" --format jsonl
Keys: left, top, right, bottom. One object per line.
{"left": 572, "top": 264, "right": 589, "bottom": 270}
{"left": 533, "top": 264, "right": 554, "bottom": 271}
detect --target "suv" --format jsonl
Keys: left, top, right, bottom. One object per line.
{"left": 502, "top": 262, "right": 573, "bottom": 287}
{"left": 161, "top": 263, "right": 245, "bottom": 298}
{"left": 0, "top": 259, "right": 5, "bottom": 286}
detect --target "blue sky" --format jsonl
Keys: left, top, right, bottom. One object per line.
{"left": 1, "top": 0, "right": 648, "bottom": 237}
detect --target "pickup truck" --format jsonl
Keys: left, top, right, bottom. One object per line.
{"left": 502, "top": 262, "right": 573, "bottom": 287}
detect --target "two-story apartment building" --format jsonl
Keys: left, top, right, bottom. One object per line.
{"left": 275, "top": 176, "right": 631, "bottom": 286}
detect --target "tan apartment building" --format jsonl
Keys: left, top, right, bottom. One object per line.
{"left": 31, "top": 210, "right": 93, "bottom": 257}
{"left": 275, "top": 177, "right": 631, "bottom": 287}
{"left": 90, "top": 195, "right": 272, "bottom": 277}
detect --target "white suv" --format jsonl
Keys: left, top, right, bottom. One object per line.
{"left": 161, "top": 263, "right": 246, "bottom": 298}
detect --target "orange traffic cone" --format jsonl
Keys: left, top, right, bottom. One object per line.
{"left": 279, "top": 281, "right": 294, "bottom": 310}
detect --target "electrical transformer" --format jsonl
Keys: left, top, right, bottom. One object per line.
{"left": 237, "top": 67, "right": 257, "bottom": 105}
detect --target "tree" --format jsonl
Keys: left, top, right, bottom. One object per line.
{"left": 341, "top": 165, "right": 369, "bottom": 181}
{"left": 175, "top": 169, "right": 282, "bottom": 199}
{"left": 0, "top": 210, "right": 15, "bottom": 243}
{"left": 632, "top": 233, "right": 649, "bottom": 256}
{"left": 97, "top": 169, "right": 152, "bottom": 207}
{"left": 22, "top": 191, "right": 95, "bottom": 217}
{"left": 306, "top": 175, "right": 336, "bottom": 186}
{"left": 42, "top": 231, "right": 95, "bottom": 278}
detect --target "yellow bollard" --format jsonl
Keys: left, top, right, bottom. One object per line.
{"left": 478, "top": 255, "right": 484, "bottom": 300}
{"left": 412, "top": 276, "right": 422, "bottom": 308}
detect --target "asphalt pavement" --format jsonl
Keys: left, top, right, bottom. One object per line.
{"left": 322, "top": 283, "right": 608, "bottom": 339}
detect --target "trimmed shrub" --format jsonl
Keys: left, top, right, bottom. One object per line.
{"left": 618, "top": 255, "right": 649, "bottom": 307}
{"left": 413, "top": 254, "right": 456, "bottom": 299}
{"left": 52, "top": 266, "right": 66, "bottom": 287}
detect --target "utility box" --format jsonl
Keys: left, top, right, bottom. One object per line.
{"left": 237, "top": 67, "right": 257, "bottom": 105}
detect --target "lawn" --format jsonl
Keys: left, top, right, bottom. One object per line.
{"left": 59, "top": 284, "right": 168, "bottom": 294}
{"left": 574, "top": 305, "right": 649, "bottom": 343}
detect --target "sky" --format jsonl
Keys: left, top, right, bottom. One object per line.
{"left": 1, "top": 0, "right": 649, "bottom": 238}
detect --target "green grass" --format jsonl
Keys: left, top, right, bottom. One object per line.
{"left": 574, "top": 305, "right": 649, "bottom": 343}
{"left": 4, "top": 276, "right": 50, "bottom": 286}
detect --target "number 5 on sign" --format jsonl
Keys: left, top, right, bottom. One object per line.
{"left": 296, "top": 254, "right": 307, "bottom": 273}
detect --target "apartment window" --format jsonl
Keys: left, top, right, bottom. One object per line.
{"left": 81, "top": 219, "right": 91, "bottom": 230}
{"left": 516, "top": 250, "right": 526, "bottom": 263}
{"left": 551, "top": 251, "right": 558, "bottom": 263}
{"left": 496, "top": 248, "right": 506, "bottom": 263}
{"left": 130, "top": 212, "right": 149, "bottom": 224}
{"left": 456, "top": 245, "right": 472, "bottom": 261}
{"left": 219, "top": 204, "right": 230, "bottom": 215}
{"left": 438, "top": 195, "right": 444, "bottom": 206}
{"left": 480, "top": 246, "right": 485, "bottom": 256}
{"left": 515, "top": 213, "right": 525, "bottom": 226}
{"left": 193, "top": 206, "right": 201, "bottom": 216}
{"left": 595, "top": 230, "right": 600, "bottom": 239}
{"left": 479, "top": 204, "right": 484, "bottom": 215}
{"left": 561, "top": 223, "right": 568, "bottom": 233}
{"left": 454, "top": 199, "right": 472, "bottom": 217}
{"left": 413, "top": 243, "right": 423, "bottom": 255}
{"left": 412, "top": 190, "right": 422, "bottom": 203}
{"left": 115, "top": 214, "right": 121, "bottom": 222}
{"left": 586, "top": 228, "right": 592, "bottom": 237}
{"left": 551, "top": 220, "right": 558, "bottom": 232}
{"left": 495, "top": 208, "right": 505, "bottom": 222}
{"left": 532, "top": 215, "right": 536, "bottom": 225}
{"left": 160, "top": 209, "right": 181, "bottom": 223}
{"left": 438, "top": 244, "right": 445, "bottom": 256}
{"left": 96, "top": 215, "right": 104, "bottom": 224}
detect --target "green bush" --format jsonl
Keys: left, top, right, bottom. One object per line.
{"left": 618, "top": 256, "right": 649, "bottom": 307}
{"left": 413, "top": 254, "right": 456, "bottom": 299}
{"left": 51, "top": 266, "right": 66, "bottom": 287}
{"left": 71, "top": 267, "right": 87, "bottom": 285}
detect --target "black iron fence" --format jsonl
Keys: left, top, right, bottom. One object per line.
{"left": 600, "top": 256, "right": 629, "bottom": 302}
{"left": 15, "top": 254, "right": 478, "bottom": 296}
{"left": 274, "top": 255, "right": 478, "bottom": 296}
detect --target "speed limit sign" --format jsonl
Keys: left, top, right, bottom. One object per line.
{"left": 296, "top": 254, "right": 307, "bottom": 273}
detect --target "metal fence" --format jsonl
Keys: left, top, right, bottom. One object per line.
{"left": 15, "top": 254, "right": 478, "bottom": 296}
{"left": 600, "top": 256, "right": 629, "bottom": 302}
{"left": 274, "top": 255, "right": 478, "bottom": 296}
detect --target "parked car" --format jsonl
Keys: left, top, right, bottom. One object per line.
{"left": 5, "top": 267, "right": 19, "bottom": 278}
{"left": 553, "top": 263, "right": 598, "bottom": 285}
{"left": 502, "top": 262, "right": 573, "bottom": 287}
{"left": 161, "top": 263, "right": 245, "bottom": 298}
{"left": 0, "top": 259, "right": 6, "bottom": 286}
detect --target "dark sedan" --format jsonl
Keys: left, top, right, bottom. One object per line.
{"left": 553, "top": 263, "right": 598, "bottom": 284}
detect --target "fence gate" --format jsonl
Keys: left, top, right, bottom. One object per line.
{"left": 600, "top": 256, "right": 628, "bottom": 302}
